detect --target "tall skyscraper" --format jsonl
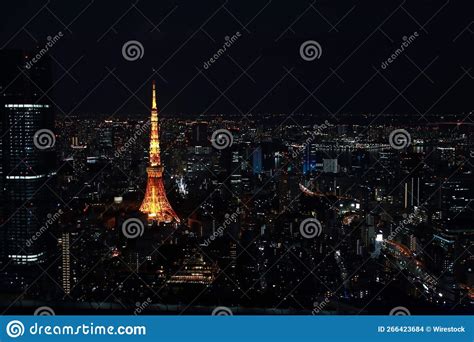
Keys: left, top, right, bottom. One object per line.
{"left": 140, "top": 81, "right": 180, "bottom": 223}
{"left": 323, "top": 158, "right": 339, "bottom": 174}
{"left": 252, "top": 146, "right": 263, "bottom": 174}
{"left": 0, "top": 50, "right": 56, "bottom": 265}
{"left": 191, "top": 121, "right": 209, "bottom": 146}
{"left": 303, "top": 144, "right": 318, "bottom": 174}
{"left": 60, "top": 232, "right": 71, "bottom": 294}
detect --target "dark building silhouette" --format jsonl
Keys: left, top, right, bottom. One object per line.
{"left": 0, "top": 50, "right": 56, "bottom": 267}
{"left": 191, "top": 121, "right": 209, "bottom": 146}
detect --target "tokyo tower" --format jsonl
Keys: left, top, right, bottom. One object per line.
{"left": 139, "top": 81, "right": 180, "bottom": 223}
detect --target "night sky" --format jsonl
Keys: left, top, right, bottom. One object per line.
{"left": 1, "top": 0, "right": 473, "bottom": 118}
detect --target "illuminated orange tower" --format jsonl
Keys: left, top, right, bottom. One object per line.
{"left": 139, "top": 81, "right": 180, "bottom": 223}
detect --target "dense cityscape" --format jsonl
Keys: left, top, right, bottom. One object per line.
{"left": 0, "top": 1, "right": 473, "bottom": 317}
{"left": 0, "top": 49, "right": 473, "bottom": 315}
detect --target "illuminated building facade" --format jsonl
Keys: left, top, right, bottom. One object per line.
{"left": 166, "top": 252, "right": 217, "bottom": 284}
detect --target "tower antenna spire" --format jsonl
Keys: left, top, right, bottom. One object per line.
{"left": 152, "top": 80, "right": 157, "bottom": 110}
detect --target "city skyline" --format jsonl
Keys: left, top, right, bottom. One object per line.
{"left": 0, "top": 0, "right": 473, "bottom": 316}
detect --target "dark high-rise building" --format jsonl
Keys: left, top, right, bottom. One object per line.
{"left": 303, "top": 144, "right": 318, "bottom": 174}
{"left": 252, "top": 146, "right": 263, "bottom": 175}
{"left": 191, "top": 121, "right": 209, "bottom": 146}
{"left": 0, "top": 50, "right": 56, "bottom": 266}
{"left": 261, "top": 141, "right": 274, "bottom": 173}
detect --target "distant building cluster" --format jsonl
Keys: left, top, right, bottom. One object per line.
{"left": 0, "top": 49, "right": 473, "bottom": 315}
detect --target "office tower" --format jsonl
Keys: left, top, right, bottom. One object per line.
{"left": 378, "top": 151, "right": 397, "bottom": 170}
{"left": 230, "top": 150, "right": 242, "bottom": 195}
{"left": 323, "top": 158, "right": 338, "bottom": 174}
{"left": 140, "top": 81, "right": 180, "bottom": 223}
{"left": 60, "top": 232, "right": 71, "bottom": 294}
{"left": 303, "top": 143, "right": 317, "bottom": 174}
{"left": 261, "top": 141, "right": 274, "bottom": 173}
{"left": 191, "top": 121, "right": 209, "bottom": 146}
{"left": 404, "top": 177, "right": 421, "bottom": 209}
{"left": 98, "top": 124, "right": 113, "bottom": 149}
{"left": 166, "top": 252, "right": 217, "bottom": 285}
{"left": 0, "top": 50, "right": 55, "bottom": 265}
{"left": 351, "top": 150, "right": 370, "bottom": 172}
{"left": 252, "top": 145, "right": 263, "bottom": 174}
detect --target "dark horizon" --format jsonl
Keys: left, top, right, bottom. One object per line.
{"left": 0, "top": 0, "right": 472, "bottom": 117}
